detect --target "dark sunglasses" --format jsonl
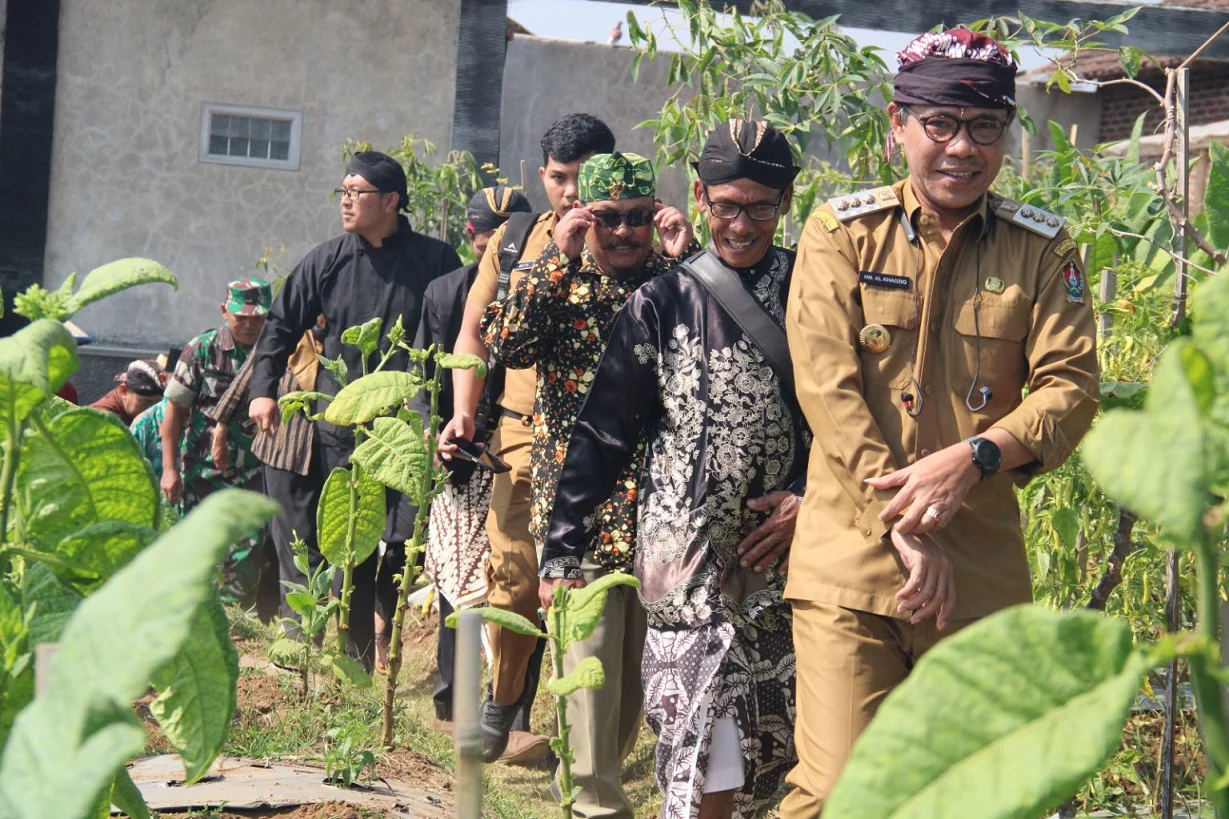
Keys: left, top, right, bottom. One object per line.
{"left": 591, "top": 208, "right": 656, "bottom": 230}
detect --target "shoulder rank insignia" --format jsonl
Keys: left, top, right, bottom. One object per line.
{"left": 829, "top": 186, "right": 899, "bottom": 221}
{"left": 995, "top": 199, "right": 1065, "bottom": 239}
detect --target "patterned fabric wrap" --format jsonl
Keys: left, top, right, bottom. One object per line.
{"left": 578, "top": 151, "right": 656, "bottom": 203}
{"left": 893, "top": 29, "right": 1017, "bottom": 109}
{"left": 425, "top": 468, "right": 494, "bottom": 609}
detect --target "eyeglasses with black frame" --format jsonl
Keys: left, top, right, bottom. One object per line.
{"left": 590, "top": 208, "right": 656, "bottom": 230}
{"left": 898, "top": 106, "right": 1013, "bottom": 146}
{"left": 701, "top": 188, "right": 785, "bottom": 222}
{"left": 332, "top": 187, "right": 386, "bottom": 201}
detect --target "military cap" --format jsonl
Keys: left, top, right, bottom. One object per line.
{"left": 226, "top": 278, "right": 272, "bottom": 316}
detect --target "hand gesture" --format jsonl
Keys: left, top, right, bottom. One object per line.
{"left": 891, "top": 528, "right": 956, "bottom": 629}
{"left": 554, "top": 203, "right": 595, "bottom": 262}
{"left": 865, "top": 442, "right": 979, "bottom": 536}
{"left": 160, "top": 466, "right": 183, "bottom": 505}
{"left": 736, "top": 491, "right": 800, "bottom": 574}
{"left": 438, "top": 413, "right": 475, "bottom": 461}
{"left": 654, "top": 202, "right": 694, "bottom": 258}
{"left": 249, "top": 396, "right": 279, "bottom": 436}
{"left": 539, "top": 576, "right": 587, "bottom": 612}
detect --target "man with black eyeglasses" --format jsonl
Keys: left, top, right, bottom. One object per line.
{"left": 247, "top": 150, "right": 461, "bottom": 671}
{"left": 485, "top": 151, "right": 693, "bottom": 816}
{"left": 782, "top": 30, "right": 1098, "bottom": 815}
{"left": 540, "top": 122, "right": 810, "bottom": 819}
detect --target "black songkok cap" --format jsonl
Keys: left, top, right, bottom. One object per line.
{"left": 346, "top": 151, "right": 409, "bottom": 212}
{"left": 693, "top": 120, "right": 801, "bottom": 191}
{"left": 465, "top": 185, "right": 533, "bottom": 235}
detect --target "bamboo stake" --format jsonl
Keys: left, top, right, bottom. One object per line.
{"left": 1020, "top": 129, "right": 1031, "bottom": 184}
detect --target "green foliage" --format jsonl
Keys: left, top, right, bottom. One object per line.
{"left": 0, "top": 491, "right": 277, "bottom": 818}
{"left": 317, "top": 466, "right": 385, "bottom": 567}
{"left": 320, "top": 726, "right": 378, "bottom": 788}
{"left": 446, "top": 606, "right": 545, "bottom": 638}
{"left": 350, "top": 416, "right": 431, "bottom": 501}
{"left": 559, "top": 572, "right": 640, "bottom": 652}
{"left": 12, "top": 258, "right": 177, "bottom": 322}
{"left": 0, "top": 320, "right": 79, "bottom": 424}
{"left": 324, "top": 371, "right": 424, "bottom": 427}
{"left": 546, "top": 656, "right": 606, "bottom": 697}
{"left": 824, "top": 606, "right": 1157, "bottom": 819}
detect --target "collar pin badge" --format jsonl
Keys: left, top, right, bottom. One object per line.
{"left": 984, "top": 277, "right": 1006, "bottom": 294}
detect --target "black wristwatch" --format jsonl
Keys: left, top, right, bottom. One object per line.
{"left": 968, "top": 437, "right": 1002, "bottom": 480}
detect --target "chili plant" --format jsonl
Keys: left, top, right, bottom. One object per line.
{"left": 447, "top": 573, "right": 640, "bottom": 817}
{"left": 0, "top": 262, "right": 279, "bottom": 818}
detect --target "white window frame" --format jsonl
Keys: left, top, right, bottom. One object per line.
{"left": 199, "top": 103, "right": 302, "bottom": 171}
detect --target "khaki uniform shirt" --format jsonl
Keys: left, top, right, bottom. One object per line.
{"left": 465, "top": 211, "right": 558, "bottom": 416}
{"left": 785, "top": 178, "right": 1099, "bottom": 620}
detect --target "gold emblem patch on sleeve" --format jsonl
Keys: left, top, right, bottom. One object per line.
{"left": 1053, "top": 238, "right": 1077, "bottom": 258}
{"left": 817, "top": 210, "right": 840, "bottom": 232}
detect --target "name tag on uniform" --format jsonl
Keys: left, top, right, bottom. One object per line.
{"left": 859, "top": 271, "right": 911, "bottom": 291}
{"left": 513, "top": 261, "right": 534, "bottom": 272}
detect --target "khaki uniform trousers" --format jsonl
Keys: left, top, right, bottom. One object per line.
{"left": 558, "top": 558, "right": 647, "bottom": 818}
{"left": 779, "top": 601, "right": 974, "bottom": 818}
{"left": 484, "top": 414, "right": 541, "bottom": 705}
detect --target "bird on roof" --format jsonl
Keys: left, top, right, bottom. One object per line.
{"left": 608, "top": 20, "right": 623, "bottom": 46}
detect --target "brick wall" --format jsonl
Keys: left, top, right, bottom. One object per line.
{"left": 1100, "top": 64, "right": 1229, "bottom": 143}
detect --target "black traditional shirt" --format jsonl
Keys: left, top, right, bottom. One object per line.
{"left": 483, "top": 242, "right": 675, "bottom": 574}
{"left": 249, "top": 215, "right": 461, "bottom": 453}
{"left": 542, "top": 247, "right": 810, "bottom": 629}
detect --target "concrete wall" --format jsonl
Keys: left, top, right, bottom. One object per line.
{"left": 1015, "top": 84, "right": 1103, "bottom": 152}
{"left": 499, "top": 36, "right": 693, "bottom": 214}
{"left": 44, "top": 0, "right": 460, "bottom": 349}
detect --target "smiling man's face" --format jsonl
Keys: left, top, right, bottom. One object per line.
{"left": 891, "top": 102, "right": 1009, "bottom": 225}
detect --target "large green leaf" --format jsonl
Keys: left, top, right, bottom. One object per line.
{"left": 350, "top": 416, "right": 430, "bottom": 501}
{"left": 1203, "top": 141, "right": 1229, "bottom": 253}
{"left": 50, "top": 521, "right": 159, "bottom": 591}
{"left": 561, "top": 573, "right": 640, "bottom": 652}
{"left": 109, "top": 768, "right": 150, "bottom": 819}
{"left": 436, "top": 352, "right": 488, "bottom": 377}
{"left": 18, "top": 407, "right": 159, "bottom": 550}
{"left": 0, "top": 585, "right": 33, "bottom": 752}
{"left": 323, "top": 371, "right": 422, "bottom": 427}
{"left": 546, "top": 656, "right": 605, "bottom": 697}
{"left": 320, "top": 652, "right": 372, "bottom": 689}
{"left": 22, "top": 562, "right": 83, "bottom": 646}
{"left": 316, "top": 466, "right": 385, "bottom": 567}
{"left": 341, "top": 317, "right": 383, "bottom": 358}
{"left": 64, "top": 258, "right": 177, "bottom": 314}
{"left": 0, "top": 319, "right": 79, "bottom": 424}
{"left": 1082, "top": 341, "right": 1212, "bottom": 545}
{"left": 0, "top": 490, "right": 277, "bottom": 819}
{"left": 149, "top": 597, "right": 238, "bottom": 783}
{"left": 447, "top": 607, "right": 546, "bottom": 638}
{"left": 824, "top": 606, "right": 1154, "bottom": 819}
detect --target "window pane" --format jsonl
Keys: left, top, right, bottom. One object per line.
{"left": 250, "top": 138, "right": 270, "bottom": 159}
{"left": 271, "top": 120, "right": 291, "bottom": 142}
{"left": 234, "top": 117, "right": 250, "bottom": 139}
{"left": 210, "top": 114, "right": 229, "bottom": 137}
{"left": 250, "top": 118, "right": 271, "bottom": 140}
{"left": 229, "top": 137, "right": 249, "bottom": 157}
{"left": 270, "top": 140, "right": 290, "bottom": 161}
{"left": 208, "top": 134, "right": 228, "bottom": 155}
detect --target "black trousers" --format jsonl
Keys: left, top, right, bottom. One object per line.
{"left": 435, "top": 592, "right": 545, "bottom": 730}
{"left": 321, "top": 443, "right": 413, "bottom": 671}
{"left": 262, "top": 452, "right": 325, "bottom": 637}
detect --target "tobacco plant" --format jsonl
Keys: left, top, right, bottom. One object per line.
{"left": 447, "top": 573, "right": 640, "bottom": 817}
{"left": 0, "top": 261, "right": 278, "bottom": 818}
{"left": 280, "top": 321, "right": 485, "bottom": 746}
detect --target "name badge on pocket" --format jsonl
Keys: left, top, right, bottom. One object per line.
{"left": 513, "top": 261, "right": 534, "bottom": 272}
{"left": 859, "top": 271, "right": 910, "bottom": 291}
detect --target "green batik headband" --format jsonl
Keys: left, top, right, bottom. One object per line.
{"left": 578, "top": 151, "right": 656, "bottom": 202}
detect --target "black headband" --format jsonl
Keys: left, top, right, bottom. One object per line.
{"left": 893, "top": 57, "right": 1017, "bottom": 110}
{"left": 346, "top": 151, "right": 409, "bottom": 212}
{"left": 694, "top": 120, "right": 800, "bottom": 191}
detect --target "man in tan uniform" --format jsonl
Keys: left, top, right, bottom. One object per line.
{"left": 439, "top": 113, "right": 616, "bottom": 763}
{"left": 781, "top": 30, "right": 1100, "bottom": 815}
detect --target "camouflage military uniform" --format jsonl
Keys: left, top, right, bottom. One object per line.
{"left": 164, "top": 279, "right": 273, "bottom": 608}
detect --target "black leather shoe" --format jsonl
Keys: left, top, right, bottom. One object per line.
{"left": 479, "top": 697, "right": 520, "bottom": 762}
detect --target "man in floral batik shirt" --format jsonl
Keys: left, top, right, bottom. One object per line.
{"left": 541, "top": 122, "right": 809, "bottom": 819}
{"left": 484, "top": 150, "right": 694, "bottom": 815}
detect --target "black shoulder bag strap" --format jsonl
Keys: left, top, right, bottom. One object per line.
{"left": 681, "top": 250, "right": 795, "bottom": 397}
{"left": 476, "top": 211, "right": 539, "bottom": 439}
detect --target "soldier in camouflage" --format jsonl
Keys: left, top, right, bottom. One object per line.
{"left": 160, "top": 278, "right": 280, "bottom": 620}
